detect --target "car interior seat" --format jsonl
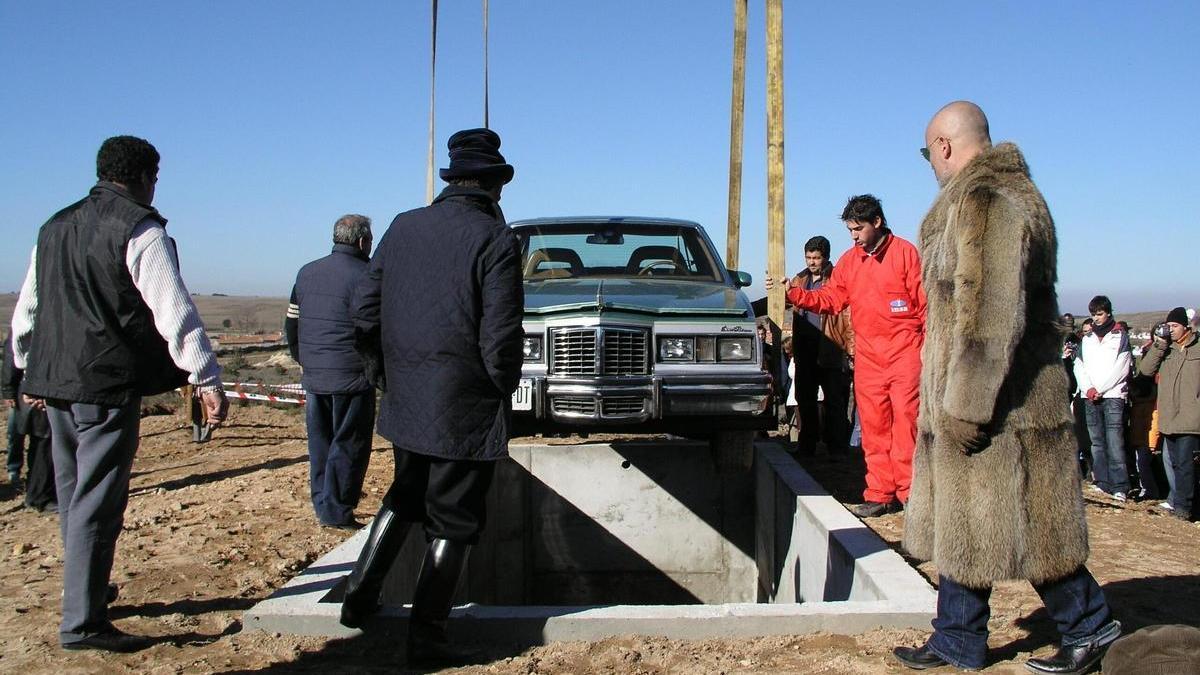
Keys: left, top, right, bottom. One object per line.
{"left": 524, "top": 247, "right": 584, "bottom": 279}
{"left": 625, "top": 246, "right": 687, "bottom": 275}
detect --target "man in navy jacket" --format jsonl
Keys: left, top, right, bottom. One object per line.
{"left": 286, "top": 214, "right": 375, "bottom": 529}
{"left": 340, "top": 128, "right": 524, "bottom": 667}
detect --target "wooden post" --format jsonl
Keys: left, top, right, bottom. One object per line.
{"left": 725, "top": 0, "right": 747, "bottom": 271}
{"left": 765, "top": 0, "right": 786, "bottom": 330}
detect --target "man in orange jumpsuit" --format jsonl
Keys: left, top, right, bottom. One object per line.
{"left": 770, "top": 195, "right": 926, "bottom": 517}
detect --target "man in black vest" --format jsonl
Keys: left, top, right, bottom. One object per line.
{"left": 286, "top": 214, "right": 375, "bottom": 529}
{"left": 10, "top": 136, "right": 227, "bottom": 652}
{"left": 340, "top": 128, "right": 524, "bottom": 667}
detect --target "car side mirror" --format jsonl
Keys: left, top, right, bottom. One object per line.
{"left": 732, "top": 270, "right": 752, "bottom": 288}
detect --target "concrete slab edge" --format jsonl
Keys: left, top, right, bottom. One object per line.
{"left": 245, "top": 599, "right": 936, "bottom": 641}
{"left": 755, "top": 442, "right": 937, "bottom": 608}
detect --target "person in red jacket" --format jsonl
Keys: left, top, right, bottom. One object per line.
{"left": 769, "top": 195, "right": 926, "bottom": 517}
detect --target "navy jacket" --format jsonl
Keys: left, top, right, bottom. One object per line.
{"left": 289, "top": 244, "right": 371, "bottom": 394}
{"left": 353, "top": 185, "right": 524, "bottom": 460}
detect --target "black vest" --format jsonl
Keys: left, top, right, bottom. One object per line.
{"left": 22, "top": 182, "right": 188, "bottom": 405}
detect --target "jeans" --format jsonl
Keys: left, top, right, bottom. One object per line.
{"left": 849, "top": 398, "right": 862, "bottom": 447}
{"left": 1084, "top": 397, "right": 1129, "bottom": 494}
{"left": 928, "top": 567, "right": 1117, "bottom": 670}
{"left": 1163, "top": 434, "right": 1197, "bottom": 518}
{"left": 306, "top": 390, "right": 376, "bottom": 526}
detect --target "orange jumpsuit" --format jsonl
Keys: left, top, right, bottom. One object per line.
{"left": 786, "top": 233, "right": 926, "bottom": 503}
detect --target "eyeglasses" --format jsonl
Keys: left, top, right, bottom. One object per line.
{"left": 920, "top": 137, "right": 945, "bottom": 162}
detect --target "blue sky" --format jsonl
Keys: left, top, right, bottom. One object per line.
{"left": 2, "top": 1, "right": 1196, "bottom": 313}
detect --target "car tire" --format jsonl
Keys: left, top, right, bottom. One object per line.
{"left": 711, "top": 430, "right": 754, "bottom": 474}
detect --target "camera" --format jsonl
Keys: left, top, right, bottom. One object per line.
{"left": 1154, "top": 323, "right": 1171, "bottom": 340}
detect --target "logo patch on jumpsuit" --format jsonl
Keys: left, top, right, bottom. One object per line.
{"left": 890, "top": 299, "right": 909, "bottom": 313}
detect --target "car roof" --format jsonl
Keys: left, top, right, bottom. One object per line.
{"left": 509, "top": 216, "right": 703, "bottom": 230}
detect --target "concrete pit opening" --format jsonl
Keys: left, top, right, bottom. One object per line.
{"left": 245, "top": 442, "right": 934, "bottom": 642}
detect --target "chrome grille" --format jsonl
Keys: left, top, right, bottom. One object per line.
{"left": 553, "top": 396, "right": 597, "bottom": 415}
{"left": 551, "top": 328, "right": 598, "bottom": 375}
{"left": 601, "top": 396, "right": 645, "bottom": 416}
{"left": 601, "top": 328, "right": 648, "bottom": 376}
{"left": 551, "top": 327, "right": 649, "bottom": 376}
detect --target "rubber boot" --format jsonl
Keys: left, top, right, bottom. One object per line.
{"left": 339, "top": 503, "right": 411, "bottom": 628}
{"left": 406, "top": 538, "right": 477, "bottom": 667}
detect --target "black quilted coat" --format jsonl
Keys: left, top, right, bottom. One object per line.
{"left": 353, "top": 185, "right": 524, "bottom": 460}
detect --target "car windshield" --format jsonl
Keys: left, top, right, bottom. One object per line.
{"left": 515, "top": 224, "right": 724, "bottom": 282}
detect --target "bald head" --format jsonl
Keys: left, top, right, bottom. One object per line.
{"left": 924, "top": 100, "right": 992, "bottom": 185}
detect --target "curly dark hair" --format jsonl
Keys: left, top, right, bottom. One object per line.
{"left": 804, "top": 235, "right": 831, "bottom": 258}
{"left": 840, "top": 194, "right": 887, "bottom": 228}
{"left": 96, "top": 136, "right": 159, "bottom": 185}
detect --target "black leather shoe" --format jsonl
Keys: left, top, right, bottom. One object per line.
{"left": 893, "top": 643, "right": 949, "bottom": 670}
{"left": 1025, "top": 641, "right": 1110, "bottom": 674}
{"left": 853, "top": 500, "right": 900, "bottom": 518}
{"left": 62, "top": 625, "right": 151, "bottom": 653}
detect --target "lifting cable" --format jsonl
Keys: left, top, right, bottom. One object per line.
{"left": 426, "top": 0, "right": 490, "bottom": 202}
{"left": 483, "top": 0, "right": 490, "bottom": 128}
{"left": 426, "top": 0, "right": 439, "bottom": 204}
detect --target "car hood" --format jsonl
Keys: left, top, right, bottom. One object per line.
{"left": 523, "top": 278, "right": 752, "bottom": 318}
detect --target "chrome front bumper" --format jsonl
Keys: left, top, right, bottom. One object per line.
{"left": 519, "top": 373, "right": 773, "bottom": 424}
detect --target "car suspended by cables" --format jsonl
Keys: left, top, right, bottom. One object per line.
{"left": 510, "top": 216, "right": 775, "bottom": 470}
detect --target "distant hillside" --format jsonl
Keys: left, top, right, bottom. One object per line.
{"left": 0, "top": 293, "right": 288, "bottom": 336}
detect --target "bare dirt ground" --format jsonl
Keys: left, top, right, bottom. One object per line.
{"left": 1, "top": 398, "right": 1197, "bottom": 674}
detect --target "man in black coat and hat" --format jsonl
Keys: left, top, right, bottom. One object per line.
{"left": 340, "top": 128, "right": 524, "bottom": 667}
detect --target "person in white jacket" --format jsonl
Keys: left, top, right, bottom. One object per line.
{"left": 1073, "top": 295, "right": 1132, "bottom": 499}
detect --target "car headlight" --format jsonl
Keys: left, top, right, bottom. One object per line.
{"left": 717, "top": 337, "right": 754, "bottom": 361}
{"left": 659, "top": 336, "right": 695, "bottom": 361}
{"left": 522, "top": 335, "right": 543, "bottom": 362}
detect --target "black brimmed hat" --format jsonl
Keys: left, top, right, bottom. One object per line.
{"left": 439, "top": 128, "right": 514, "bottom": 184}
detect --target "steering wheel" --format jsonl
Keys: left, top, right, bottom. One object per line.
{"left": 637, "top": 259, "right": 683, "bottom": 276}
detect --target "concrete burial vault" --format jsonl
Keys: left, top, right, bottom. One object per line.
{"left": 244, "top": 441, "right": 936, "bottom": 643}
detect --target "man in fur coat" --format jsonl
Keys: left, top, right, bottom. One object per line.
{"left": 894, "top": 101, "right": 1120, "bottom": 674}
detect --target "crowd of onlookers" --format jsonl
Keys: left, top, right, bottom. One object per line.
{"left": 1064, "top": 299, "right": 1198, "bottom": 521}
{"left": 760, "top": 291, "right": 1199, "bottom": 523}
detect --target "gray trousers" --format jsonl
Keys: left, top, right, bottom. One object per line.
{"left": 46, "top": 398, "right": 141, "bottom": 643}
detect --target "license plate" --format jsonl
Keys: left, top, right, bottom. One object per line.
{"left": 512, "top": 378, "right": 533, "bottom": 411}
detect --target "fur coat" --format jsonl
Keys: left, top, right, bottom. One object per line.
{"left": 903, "top": 143, "right": 1089, "bottom": 588}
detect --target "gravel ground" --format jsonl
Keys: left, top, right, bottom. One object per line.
{"left": 0, "top": 402, "right": 1197, "bottom": 674}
